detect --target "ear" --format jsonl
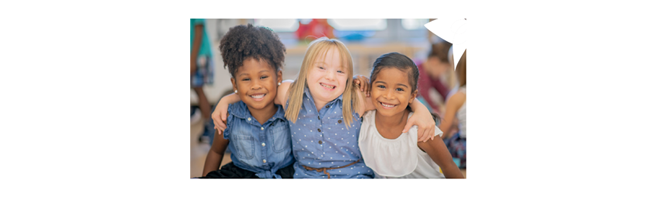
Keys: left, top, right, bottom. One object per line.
{"left": 277, "top": 70, "right": 283, "bottom": 84}
{"left": 230, "top": 77, "right": 237, "bottom": 92}
{"left": 409, "top": 89, "right": 418, "bottom": 104}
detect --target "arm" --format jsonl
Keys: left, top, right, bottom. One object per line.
{"left": 417, "top": 136, "right": 464, "bottom": 178}
{"left": 211, "top": 93, "right": 240, "bottom": 134}
{"left": 440, "top": 92, "right": 466, "bottom": 139}
{"left": 356, "top": 86, "right": 373, "bottom": 116}
{"left": 273, "top": 80, "right": 293, "bottom": 106}
{"left": 191, "top": 23, "right": 203, "bottom": 75}
{"left": 404, "top": 99, "right": 437, "bottom": 142}
{"left": 201, "top": 129, "right": 230, "bottom": 177}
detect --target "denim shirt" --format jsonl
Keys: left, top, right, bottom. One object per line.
{"left": 286, "top": 86, "right": 375, "bottom": 178}
{"left": 223, "top": 101, "right": 294, "bottom": 178}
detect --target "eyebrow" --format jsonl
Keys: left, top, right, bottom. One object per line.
{"left": 237, "top": 70, "right": 270, "bottom": 77}
{"left": 374, "top": 81, "right": 409, "bottom": 88}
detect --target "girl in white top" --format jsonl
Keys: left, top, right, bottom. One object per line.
{"left": 358, "top": 52, "right": 463, "bottom": 178}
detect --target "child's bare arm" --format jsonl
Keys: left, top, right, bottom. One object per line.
{"left": 441, "top": 92, "right": 466, "bottom": 138}
{"left": 418, "top": 136, "right": 464, "bottom": 178}
{"left": 274, "top": 80, "right": 293, "bottom": 106}
{"left": 211, "top": 93, "right": 240, "bottom": 134}
{"left": 202, "top": 129, "right": 230, "bottom": 177}
{"left": 405, "top": 99, "right": 437, "bottom": 142}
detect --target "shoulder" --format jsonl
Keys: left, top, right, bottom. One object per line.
{"left": 276, "top": 81, "right": 293, "bottom": 106}
{"left": 448, "top": 92, "right": 466, "bottom": 106}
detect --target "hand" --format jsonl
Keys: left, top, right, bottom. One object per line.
{"left": 353, "top": 75, "right": 370, "bottom": 97}
{"left": 211, "top": 103, "right": 230, "bottom": 135}
{"left": 403, "top": 111, "right": 436, "bottom": 142}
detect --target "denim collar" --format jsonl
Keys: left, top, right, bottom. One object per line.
{"left": 228, "top": 101, "right": 285, "bottom": 123}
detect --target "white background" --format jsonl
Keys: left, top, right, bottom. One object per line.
{"left": 1, "top": 0, "right": 665, "bottom": 199}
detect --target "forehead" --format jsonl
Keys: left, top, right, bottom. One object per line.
{"left": 374, "top": 67, "right": 411, "bottom": 85}
{"left": 236, "top": 58, "right": 274, "bottom": 74}
{"left": 313, "top": 46, "right": 344, "bottom": 65}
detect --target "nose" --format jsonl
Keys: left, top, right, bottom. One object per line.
{"left": 250, "top": 79, "right": 262, "bottom": 90}
{"left": 384, "top": 89, "right": 395, "bottom": 100}
{"left": 325, "top": 69, "right": 335, "bottom": 81}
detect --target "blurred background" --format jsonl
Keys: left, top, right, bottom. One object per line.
{"left": 190, "top": 18, "right": 464, "bottom": 178}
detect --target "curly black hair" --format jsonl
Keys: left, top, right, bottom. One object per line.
{"left": 218, "top": 24, "right": 286, "bottom": 77}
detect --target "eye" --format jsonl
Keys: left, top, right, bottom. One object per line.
{"left": 377, "top": 85, "right": 386, "bottom": 89}
{"left": 337, "top": 70, "right": 344, "bottom": 74}
{"left": 396, "top": 88, "right": 405, "bottom": 92}
{"left": 318, "top": 66, "right": 324, "bottom": 70}
{"left": 242, "top": 78, "right": 250, "bottom": 81}
{"left": 260, "top": 76, "right": 268, "bottom": 79}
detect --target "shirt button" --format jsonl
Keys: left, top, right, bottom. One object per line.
{"left": 262, "top": 142, "right": 266, "bottom": 147}
{"left": 261, "top": 127, "right": 264, "bottom": 130}
{"left": 338, "top": 120, "right": 342, "bottom": 123}
{"left": 326, "top": 105, "right": 330, "bottom": 108}
{"left": 247, "top": 118, "right": 251, "bottom": 121}
{"left": 317, "top": 128, "right": 321, "bottom": 132}
{"left": 318, "top": 116, "right": 321, "bottom": 120}
{"left": 263, "top": 159, "right": 266, "bottom": 163}
{"left": 318, "top": 140, "right": 322, "bottom": 144}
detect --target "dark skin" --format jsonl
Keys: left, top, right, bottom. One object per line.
{"left": 202, "top": 58, "right": 282, "bottom": 176}
{"left": 191, "top": 24, "right": 211, "bottom": 126}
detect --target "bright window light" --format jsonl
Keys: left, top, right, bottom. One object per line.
{"left": 402, "top": 19, "right": 429, "bottom": 30}
{"left": 329, "top": 19, "right": 386, "bottom": 31}
{"left": 254, "top": 19, "right": 298, "bottom": 32}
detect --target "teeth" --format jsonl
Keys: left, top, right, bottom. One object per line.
{"left": 251, "top": 94, "right": 266, "bottom": 99}
{"left": 320, "top": 83, "right": 334, "bottom": 89}
{"left": 381, "top": 102, "right": 395, "bottom": 108}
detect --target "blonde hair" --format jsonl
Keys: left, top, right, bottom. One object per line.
{"left": 456, "top": 49, "right": 466, "bottom": 87}
{"left": 285, "top": 37, "right": 360, "bottom": 128}
{"left": 446, "top": 45, "right": 458, "bottom": 88}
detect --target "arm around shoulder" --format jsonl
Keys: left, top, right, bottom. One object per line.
{"left": 274, "top": 80, "right": 293, "bottom": 106}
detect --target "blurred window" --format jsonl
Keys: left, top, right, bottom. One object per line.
{"left": 401, "top": 19, "right": 429, "bottom": 30}
{"left": 329, "top": 19, "right": 386, "bottom": 31}
{"left": 253, "top": 19, "right": 299, "bottom": 32}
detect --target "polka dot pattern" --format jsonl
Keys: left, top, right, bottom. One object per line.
{"left": 286, "top": 87, "right": 374, "bottom": 178}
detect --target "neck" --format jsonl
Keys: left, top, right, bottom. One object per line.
{"left": 374, "top": 110, "right": 410, "bottom": 133}
{"left": 246, "top": 103, "right": 278, "bottom": 125}
{"left": 313, "top": 98, "right": 327, "bottom": 112}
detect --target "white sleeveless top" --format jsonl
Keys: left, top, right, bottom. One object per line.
{"left": 457, "top": 86, "right": 466, "bottom": 138}
{"left": 359, "top": 110, "right": 445, "bottom": 178}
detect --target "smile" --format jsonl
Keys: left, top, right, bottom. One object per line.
{"left": 320, "top": 83, "right": 336, "bottom": 91}
{"left": 380, "top": 102, "right": 396, "bottom": 108}
{"left": 250, "top": 94, "right": 266, "bottom": 101}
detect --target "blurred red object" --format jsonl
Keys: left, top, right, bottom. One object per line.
{"left": 296, "top": 19, "right": 335, "bottom": 41}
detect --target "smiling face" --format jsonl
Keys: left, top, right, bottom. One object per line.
{"left": 306, "top": 46, "right": 348, "bottom": 107}
{"left": 371, "top": 67, "right": 417, "bottom": 118}
{"left": 231, "top": 58, "right": 282, "bottom": 113}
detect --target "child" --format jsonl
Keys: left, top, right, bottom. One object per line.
{"left": 358, "top": 52, "right": 464, "bottom": 178}
{"left": 416, "top": 41, "right": 456, "bottom": 115}
{"left": 211, "top": 37, "right": 438, "bottom": 178}
{"left": 200, "top": 24, "right": 294, "bottom": 178}
{"left": 442, "top": 50, "right": 466, "bottom": 169}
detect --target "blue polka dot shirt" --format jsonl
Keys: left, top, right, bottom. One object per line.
{"left": 286, "top": 87, "right": 374, "bottom": 178}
